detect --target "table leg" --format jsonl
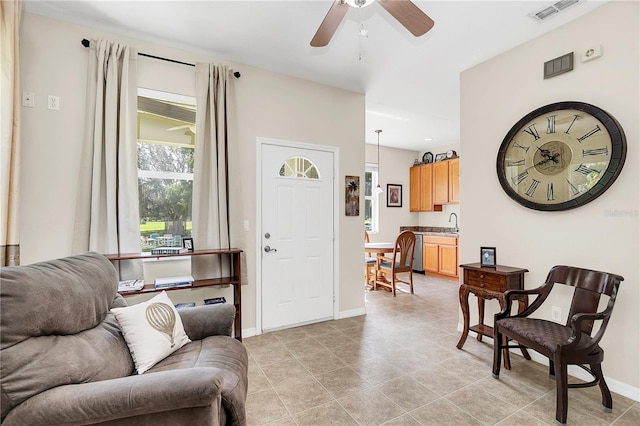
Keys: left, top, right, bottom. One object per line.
{"left": 456, "top": 285, "right": 471, "bottom": 349}
{"left": 476, "top": 297, "right": 485, "bottom": 342}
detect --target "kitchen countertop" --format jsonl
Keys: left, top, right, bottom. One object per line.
{"left": 400, "top": 226, "right": 459, "bottom": 236}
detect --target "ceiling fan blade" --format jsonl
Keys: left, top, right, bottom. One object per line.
{"left": 310, "top": 0, "right": 350, "bottom": 47}
{"left": 378, "top": 0, "right": 434, "bottom": 37}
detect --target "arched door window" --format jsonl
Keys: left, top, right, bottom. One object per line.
{"left": 278, "top": 156, "right": 320, "bottom": 179}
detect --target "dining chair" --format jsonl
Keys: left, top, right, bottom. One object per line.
{"left": 492, "top": 265, "right": 624, "bottom": 425}
{"left": 374, "top": 230, "right": 416, "bottom": 296}
{"left": 364, "top": 231, "right": 376, "bottom": 286}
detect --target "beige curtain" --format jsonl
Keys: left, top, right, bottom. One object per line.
{"left": 191, "top": 63, "right": 234, "bottom": 279}
{"left": 1, "top": 0, "right": 22, "bottom": 266}
{"left": 72, "top": 39, "right": 141, "bottom": 255}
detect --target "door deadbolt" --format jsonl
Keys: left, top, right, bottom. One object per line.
{"left": 264, "top": 233, "right": 271, "bottom": 239}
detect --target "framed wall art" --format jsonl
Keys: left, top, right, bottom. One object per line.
{"left": 387, "top": 184, "right": 402, "bottom": 207}
{"left": 345, "top": 175, "right": 359, "bottom": 216}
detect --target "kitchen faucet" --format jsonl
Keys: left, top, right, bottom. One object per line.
{"left": 449, "top": 212, "right": 459, "bottom": 233}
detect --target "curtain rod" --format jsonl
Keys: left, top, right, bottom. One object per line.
{"left": 81, "top": 39, "right": 241, "bottom": 78}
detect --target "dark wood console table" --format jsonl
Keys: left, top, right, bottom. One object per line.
{"left": 457, "top": 262, "right": 530, "bottom": 369}
{"left": 106, "top": 249, "right": 243, "bottom": 341}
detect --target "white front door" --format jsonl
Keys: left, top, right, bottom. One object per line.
{"left": 261, "top": 143, "right": 335, "bottom": 331}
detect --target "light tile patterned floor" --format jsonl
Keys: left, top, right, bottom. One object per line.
{"left": 244, "top": 274, "right": 638, "bottom": 425}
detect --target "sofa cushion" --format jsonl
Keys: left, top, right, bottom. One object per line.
{"left": 0, "top": 252, "right": 135, "bottom": 421}
{"left": 112, "top": 291, "right": 191, "bottom": 374}
{"left": 147, "top": 335, "right": 248, "bottom": 425}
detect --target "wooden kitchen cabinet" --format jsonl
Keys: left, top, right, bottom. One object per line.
{"left": 433, "top": 161, "right": 450, "bottom": 204}
{"left": 423, "top": 234, "right": 458, "bottom": 278}
{"left": 423, "top": 242, "right": 439, "bottom": 273}
{"left": 449, "top": 158, "right": 460, "bottom": 203}
{"left": 409, "top": 164, "right": 442, "bottom": 212}
{"left": 432, "top": 159, "right": 460, "bottom": 205}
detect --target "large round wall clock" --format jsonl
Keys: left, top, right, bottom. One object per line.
{"left": 496, "top": 101, "right": 627, "bottom": 211}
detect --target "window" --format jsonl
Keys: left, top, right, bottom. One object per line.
{"left": 279, "top": 156, "right": 320, "bottom": 179}
{"left": 365, "top": 163, "right": 380, "bottom": 233}
{"left": 137, "top": 89, "right": 195, "bottom": 251}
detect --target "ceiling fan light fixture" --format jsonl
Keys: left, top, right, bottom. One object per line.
{"left": 345, "top": 0, "right": 375, "bottom": 8}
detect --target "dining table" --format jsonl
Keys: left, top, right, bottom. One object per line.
{"left": 364, "top": 242, "right": 396, "bottom": 290}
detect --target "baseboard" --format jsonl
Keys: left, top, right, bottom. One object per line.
{"left": 338, "top": 307, "right": 366, "bottom": 319}
{"left": 241, "top": 327, "right": 257, "bottom": 338}
{"left": 457, "top": 323, "right": 640, "bottom": 402}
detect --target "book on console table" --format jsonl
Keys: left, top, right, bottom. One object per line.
{"left": 154, "top": 275, "right": 195, "bottom": 290}
{"left": 151, "top": 247, "right": 188, "bottom": 255}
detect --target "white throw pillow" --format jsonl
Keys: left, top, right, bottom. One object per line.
{"left": 112, "top": 291, "right": 191, "bottom": 374}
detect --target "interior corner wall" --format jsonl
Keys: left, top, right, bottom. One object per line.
{"left": 460, "top": 1, "right": 639, "bottom": 396}
{"left": 18, "top": 12, "right": 366, "bottom": 334}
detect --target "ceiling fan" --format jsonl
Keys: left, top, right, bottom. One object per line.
{"left": 310, "top": 0, "right": 435, "bottom": 47}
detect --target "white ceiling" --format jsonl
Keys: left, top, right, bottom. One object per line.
{"left": 23, "top": 0, "right": 608, "bottom": 151}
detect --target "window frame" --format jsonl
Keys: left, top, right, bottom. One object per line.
{"left": 365, "top": 163, "right": 380, "bottom": 234}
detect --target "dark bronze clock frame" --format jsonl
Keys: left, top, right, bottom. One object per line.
{"left": 496, "top": 101, "right": 627, "bottom": 211}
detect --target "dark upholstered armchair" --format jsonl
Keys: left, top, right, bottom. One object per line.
{"left": 492, "top": 265, "right": 623, "bottom": 425}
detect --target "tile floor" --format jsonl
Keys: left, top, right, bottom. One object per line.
{"left": 244, "top": 273, "right": 638, "bottom": 425}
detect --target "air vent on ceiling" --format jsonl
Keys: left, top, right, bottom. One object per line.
{"left": 529, "top": 0, "right": 581, "bottom": 22}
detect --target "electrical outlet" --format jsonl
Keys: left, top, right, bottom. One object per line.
{"left": 48, "top": 95, "right": 60, "bottom": 110}
{"left": 551, "top": 306, "right": 562, "bottom": 323}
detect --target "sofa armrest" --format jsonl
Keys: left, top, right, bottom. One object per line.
{"left": 2, "top": 368, "right": 224, "bottom": 425}
{"left": 179, "top": 304, "right": 236, "bottom": 340}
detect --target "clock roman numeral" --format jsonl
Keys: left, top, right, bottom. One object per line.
{"left": 525, "top": 179, "right": 540, "bottom": 197}
{"left": 575, "top": 164, "right": 601, "bottom": 176}
{"left": 507, "top": 159, "right": 525, "bottom": 167}
{"left": 522, "top": 125, "right": 541, "bottom": 141}
{"left": 565, "top": 114, "right": 580, "bottom": 134}
{"left": 583, "top": 147, "right": 608, "bottom": 156}
{"left": 567, "top": 179, "right": 581, "bottom": 196}
{"left": 512, "top": 142, "right": 530, "bottom": 153}
{"left": 511, "top": 170, "right": 528, "bottom": 185}
{"left": 577, "top": 125, "right": 601, "bottom": 142}
{"left": 547, "top": 183, "right": 555, "bottom": 201}
{"left": 546, "top": 115, "right": 556, "bottom": 134}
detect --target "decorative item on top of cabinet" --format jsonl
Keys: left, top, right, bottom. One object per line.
{"left": 423, "top": 234, "right": 458, "bottom": 278}
{"left": 409, "top": 164, "right": 442, "bottom": 212}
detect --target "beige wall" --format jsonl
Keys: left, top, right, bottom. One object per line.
{"left": 460, "top": 1, "right": 639, "bottom": 397}
{"left": 364, "top": 143, "right": 418, "bottom": 243}
{"left": 19, "top": 13, "right": 366, "bottom": 334}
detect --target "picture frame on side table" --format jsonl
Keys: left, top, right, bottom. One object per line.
{"left": 183, "top": 237, "right": 194, "bottom": 252}
{"left": 480, "top": 247, "right": 496, "bottom": 267}
{"left": 387, "top": 184, "right": 402, "bottom": 207}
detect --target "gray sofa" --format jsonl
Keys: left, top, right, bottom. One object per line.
{"left": 0, "top": 252, "right": 248, "bottom": 425}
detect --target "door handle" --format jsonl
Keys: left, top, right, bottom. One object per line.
{"left": 264, "top": 245, "right": 278, "bottom": 253}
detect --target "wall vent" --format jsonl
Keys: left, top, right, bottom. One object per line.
{"left": 528, "top": 0, "right": 581, "bottom": 22}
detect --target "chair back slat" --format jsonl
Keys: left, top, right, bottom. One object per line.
{"left": 546, "top": 265, "right": 624, "bottom": 333}
{"left": 395, "top": 231, "right": 416, "bottom": 269}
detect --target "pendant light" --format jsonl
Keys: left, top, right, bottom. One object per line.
{"left": 375, "top": 129, "right": 384, "bottom": 195}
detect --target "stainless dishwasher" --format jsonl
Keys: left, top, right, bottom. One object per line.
{"left": 413, "top": 232, "right": 424, "bottom": 273}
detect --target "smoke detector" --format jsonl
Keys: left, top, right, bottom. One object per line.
{"left": 528, "top": 0, "right": 581, "bottom": 22}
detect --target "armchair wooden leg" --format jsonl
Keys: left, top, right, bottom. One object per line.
{"left": 549, "top": 360, "right": 556, "bottom": 379}
{"left": 592, "top": 363, "right": 613, "bottom": 412}
{"left": 492, "top": 327, "right": 502, "bottom": 379}
{"left": 555, "top": 355, "right": 568, "bottom": 425}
